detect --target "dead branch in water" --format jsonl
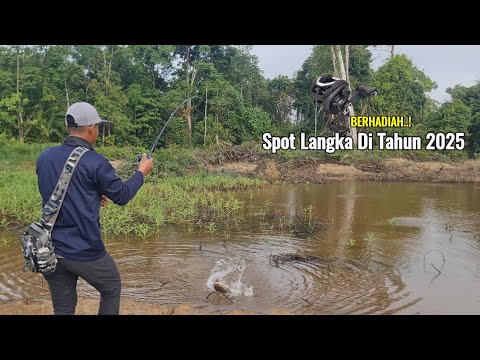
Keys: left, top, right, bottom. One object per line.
{"left": 431, "top": 263, "right": 442, "bottom": 275}
{"left": 206, "top": 291, "right": 233, "bottom": 303}
{"left": 269, "top": 250, "right": 344, "bottom": 270}
{"left": 302, "top": 298, "right": 313, "bottom": 306}
{"left": 269, "top": 251, "right": 321, "bottom": 267}
{"left": 423, "top": 250, "right": 445, "bottom": 281}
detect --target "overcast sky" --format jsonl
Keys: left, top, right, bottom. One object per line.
{"left": 250, "top": 45, "right": 480, "bottom": 103}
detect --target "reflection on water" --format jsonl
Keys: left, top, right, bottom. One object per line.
{"left": 1, "top": 182, "right": 480, "bottom": 314}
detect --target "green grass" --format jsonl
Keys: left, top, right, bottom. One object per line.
{"left": 0, "top": 139, "right": 266, "bottom": 238}
{"left": 365, "top": 232, "right": 376, "bottom": 244}
{"left": 387, "top": 218, "right": 398, "bottom": 226}
{"left": 0, "top": 170, "right": 42, "bottom": 225}
{"left": 347, "top": 236, "right": 356, "bottom": 247}
{"left": 0, "top": 168, "right": 265, "bottom": 238}
{"left": 0, "top": 134, "right": 56, "bottom": 171}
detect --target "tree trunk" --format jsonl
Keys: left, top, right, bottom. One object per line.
{"left": 103, "top": 47, "right": 107, "bottom": 94}
{"left": 102, "top": 46, "right": 114, "bottom": 147}
{"left": 215, "top": 115, "right": 219, "bottom": 145}
{"left": 16, "top": 47, "right": 20, "bottom": 93}
{"left": 347, "top": 103, "right": 357, "bottom": 145}
{"left": 345, "top": 45, "right": 350, "bottom": 88}
{"left": 335, "top": 45, "right": 357, "bottom": 146}
{"left": 65, "top": 79, "right": 70, "bottom": 107}
{"left": 185, "top": 47, "right": 193, "bottom": 140}
{"left": 105, "top": 46, "right": 113, "bottom": 96}
{"left": 152, "top": 64, "right": 156, "bottom": 89}
{"left": 331, "top": 46, "right": 339, "bottom": 77}
{"left": 16, "top": 46, "right": 24, "bottom": 143}
{"left": 204, "top": 84, "right": 208, "bottom": 146}
{"left": 335, "top": 45, "right": 346, "bottom": 79}
{"left": 391, "top": 45, "right": 395, "bottom": 58}
{"left": 186, "top": 99, "right": 192, "bottom": 140}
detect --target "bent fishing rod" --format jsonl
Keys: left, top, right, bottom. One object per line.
{"left": 137, "top": 95, "right": 200, "bottom": 161}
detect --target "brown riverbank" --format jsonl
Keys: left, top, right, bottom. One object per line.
{"left": 206, "top": 157, "right": 480, "bottom": 184}
{"left": 0, "top": 298, "right": 290, "bottom": 315}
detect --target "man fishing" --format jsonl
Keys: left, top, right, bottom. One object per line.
{"left": 36, "top": 102, "right": 154, "bottom": 315}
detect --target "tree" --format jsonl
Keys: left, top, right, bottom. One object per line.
{"left": 332, "top": 45, "right": 358, "bottom": 143}
{"left": 267, "top": 75, "right": 295, "bottom": 126}
{"left": 447, "top": 81, "right": 480, "bottom": 115}
{"left": 427, "top": 99, "right": 471, "bottom": 134}
{"left": 174, "top": 45, "right": 208, "bottom": 140}
{"left": 446, "top": 81, "right": 480, "bottom": 155}
{"left": 243, "top": 107, "right": 272, "bottom": 140}
{"left": 216, "top": 46, "right": 265, "bottom": 108}
{"left": 371, "top": 54, "right": 437, "bottom": 120}
{"left": 469, "top": 112, "right": 480, "bottom": 155}
{"left": 293, "top": 45, "right": 373, "bottom": 137}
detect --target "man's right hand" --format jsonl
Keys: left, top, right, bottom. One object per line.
{"left": 138, "top": 153, "right": 154, "bottom": 176}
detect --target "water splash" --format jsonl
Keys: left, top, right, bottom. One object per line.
{"left": 206, "top": 256, "right": 253, "bottom": 297}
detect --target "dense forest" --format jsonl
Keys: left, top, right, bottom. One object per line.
{"left": 1, "top": 45, "right": 479, "bottom": 156}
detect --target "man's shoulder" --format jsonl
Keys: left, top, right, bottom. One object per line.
{"left": 82, "top": 149, "right": 110, "bottom": 166}
{"left": 38, "top": 144, "right": 61, "bottom": 160}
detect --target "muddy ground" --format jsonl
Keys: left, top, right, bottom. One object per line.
{"left": 208, "top": 158, "right": 480, "bottom": 184}
{"left": 0, "top": 298, "right": 289, "bottom": 315}
{"left": 114, "top": 153, "right": 480, "bottom": 184}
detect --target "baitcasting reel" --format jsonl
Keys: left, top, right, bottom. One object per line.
{"left": 310, "top": 75, "right": 378, "bottom": 136}
{"left": 310, "top": 75, "right": 351, "bottom": 115}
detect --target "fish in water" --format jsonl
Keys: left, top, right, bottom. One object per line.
{"left": 213, "top": 279, "right": 231, "bottom": 294}
{"left": 206, "top": 279, "right": 234, "bottom": 303}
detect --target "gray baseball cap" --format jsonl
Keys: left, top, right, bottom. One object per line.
{"left": 65, "top": 102, "right": 110, "bottom": 127}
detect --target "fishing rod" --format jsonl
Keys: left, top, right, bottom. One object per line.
{"left": 137, "top": 95, "right": 200, "bottom": 161}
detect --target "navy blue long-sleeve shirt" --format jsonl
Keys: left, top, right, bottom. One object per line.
{"left": 36, "top": 136, "right": 144, "bottom": 261}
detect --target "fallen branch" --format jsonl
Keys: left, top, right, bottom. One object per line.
{"left": 206, "top": 291, "right": 233, "bottom": 303}
{"left": 279, "top": 159, "right": 293, "bottom": 169}
{"left": 423, "top": 250, "right": 445, "bottom": 282}
{"left": 302, "top": 298, "right": 313, "bottom": 306}
{"left": 431, "top": 262, "right": 441, "bottom": 275}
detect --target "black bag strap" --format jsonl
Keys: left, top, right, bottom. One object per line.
{"left": 41, "top": 146, "right": 89, "bottom": 230}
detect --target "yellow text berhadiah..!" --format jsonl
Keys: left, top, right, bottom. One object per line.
{"left": 350, "top": 116, "right": 412, "bottom": 128}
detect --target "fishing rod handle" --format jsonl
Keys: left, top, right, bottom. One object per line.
{"left": 136, "top": 152, "right": 153, "bottom": 162}
{"left": 356, "top": 85, "right": 378, "bottom": 97}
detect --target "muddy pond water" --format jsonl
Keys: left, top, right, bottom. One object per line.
{"left": 2, "top": 182, "right": 480, "bottom": 314}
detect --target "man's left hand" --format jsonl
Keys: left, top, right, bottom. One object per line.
{"left": 101, "top": 195, "right": 110, "bottom": 207}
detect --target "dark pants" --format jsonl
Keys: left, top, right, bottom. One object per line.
{"left": 43, "top": 253, "right": 121, "bottom": 315}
